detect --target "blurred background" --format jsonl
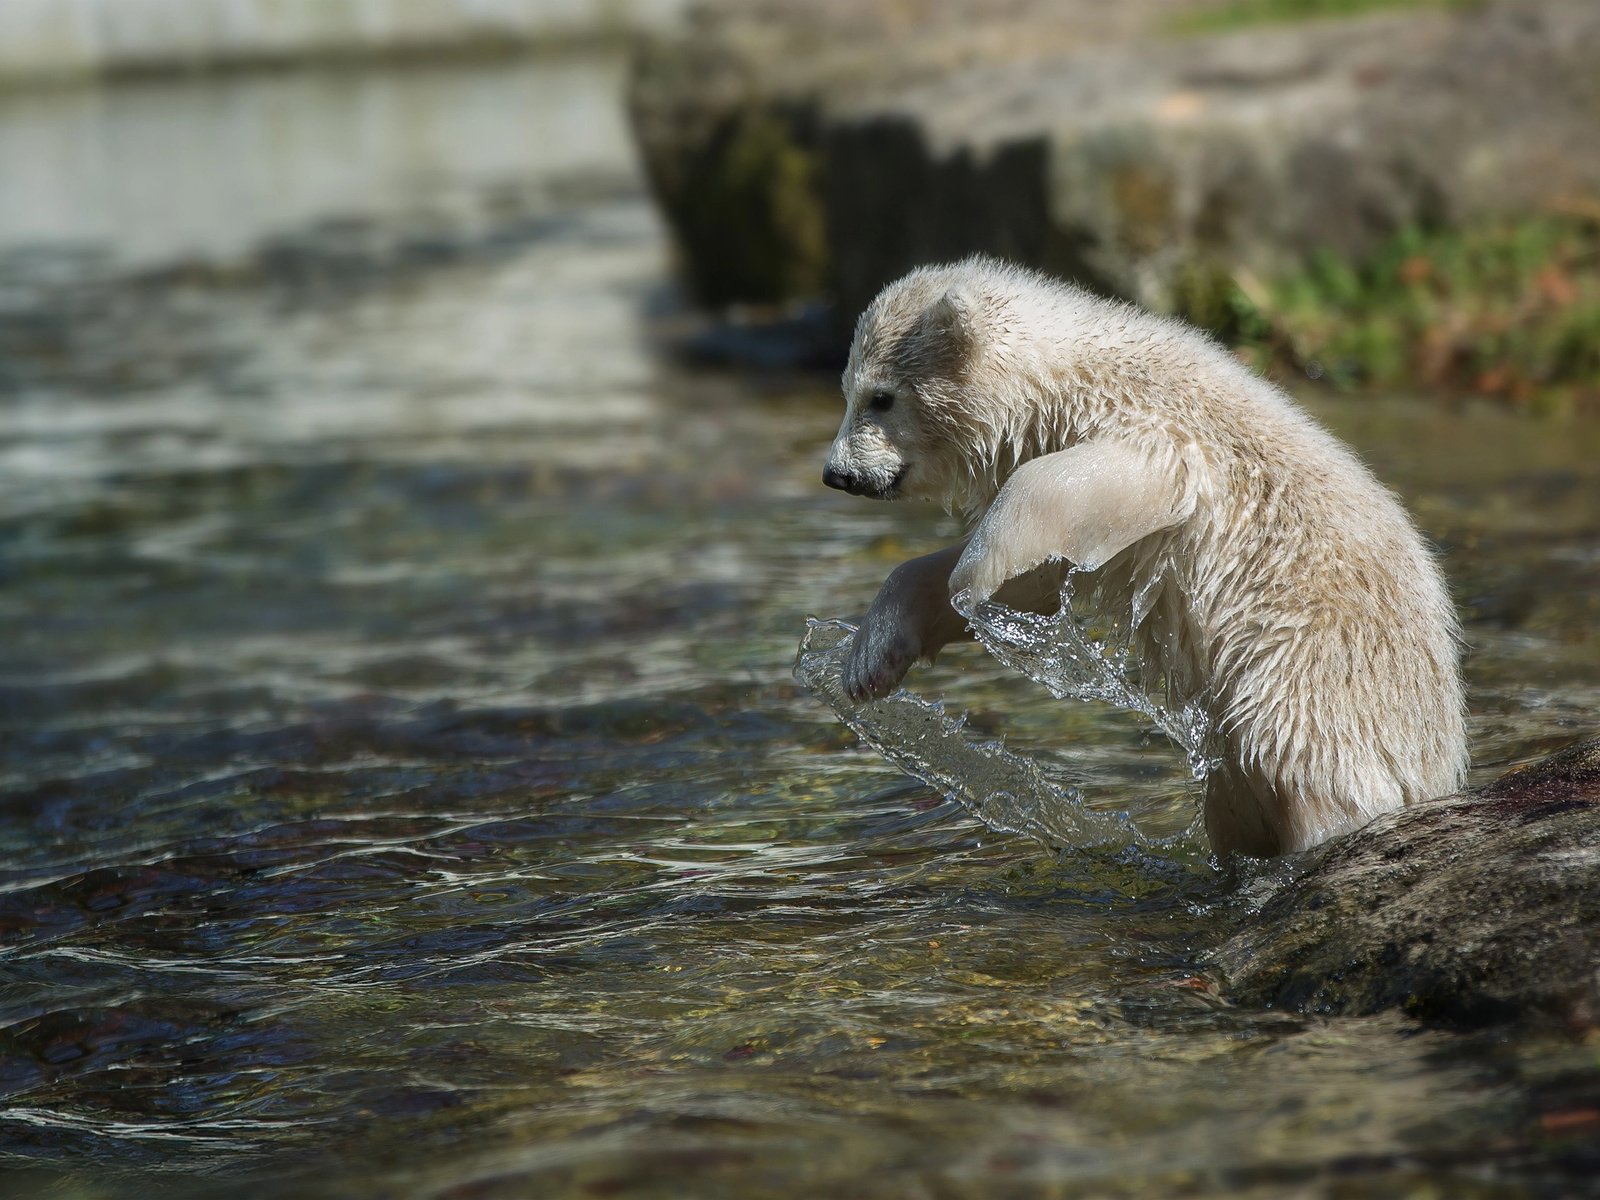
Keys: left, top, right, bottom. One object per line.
{"left": 1, "top": 1, "right": 1598, "bottom": 1197}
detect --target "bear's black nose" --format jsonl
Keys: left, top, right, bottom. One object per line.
{"left": 823, "top": 465, "right": 855, "bottom": 492}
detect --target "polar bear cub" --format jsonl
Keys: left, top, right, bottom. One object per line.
{"left": 822, "top": 256, "right": 1467, "bottom": 857}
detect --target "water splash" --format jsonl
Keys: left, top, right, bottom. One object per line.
{"left": 956, "top": 571, "right": 1218, "bottom": 783}
{"left": 796, "top": 573, "right": 1218, "bottom": 850}
{"left": 795, "top": 618, "right": 1138, "bottom": 848}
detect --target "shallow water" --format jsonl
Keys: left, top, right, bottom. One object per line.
{"left": 3, "top": 56, "right": 1600, "bottom": 1199}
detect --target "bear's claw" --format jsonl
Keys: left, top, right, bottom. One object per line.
{"left": 843, "top": 629, "right": 918, "bottom": 703}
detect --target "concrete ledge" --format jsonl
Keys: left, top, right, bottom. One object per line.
{"left": 0, "top": 0, "right": 686, "bottom": 85}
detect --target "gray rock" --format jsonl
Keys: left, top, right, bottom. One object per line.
{"left": 627, "top": 0, "right": 1188, "bottom": 307}
{"left": 630, "top": 0, "right": 1600, "bottom": 325}
{"left": 1213, "top": 736, "right": 1600, "bottom": 1028}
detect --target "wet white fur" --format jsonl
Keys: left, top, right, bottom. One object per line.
{"left": 825, "top": 256, "right": 1468, "bottom": 856}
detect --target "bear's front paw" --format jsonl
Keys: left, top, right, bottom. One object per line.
{"left": 842, "top": 624, "right": 920, "bottom": 703}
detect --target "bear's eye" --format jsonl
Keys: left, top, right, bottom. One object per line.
{"left": 868, "top": 391, "right": 895, "bottom": 413}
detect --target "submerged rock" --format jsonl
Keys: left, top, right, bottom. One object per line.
{"left": 1214, "top": 736, "right": 1600, "bottom": 1028}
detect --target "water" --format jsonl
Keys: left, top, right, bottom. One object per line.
{"left": 959, "top": 577, "right": 1219, "bottom": 786}
{"left": 795, "top": 617, "right": 1149, "bottom": 850}
{"left": 3, "top": 55, "right": 1600, "bottom": 1199}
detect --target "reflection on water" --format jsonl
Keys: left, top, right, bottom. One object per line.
{"left": 0, "top": 58, "right": 634, "bottom": 270}
{"left": 2, "top": 55, "right": 1600, "bottom": 1199}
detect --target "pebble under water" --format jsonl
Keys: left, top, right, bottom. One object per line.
{"left": 3, "top": 56, "right": 1600, "bottom": 1199}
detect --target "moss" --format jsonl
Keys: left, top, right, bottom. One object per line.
{"left": 675, "top": 108, "right": 828, "bottom": 306}
{"left": 1178, "top": 214, "right": 1600, "bottom": 409}
{"left": 1172, "top": 0, "right": 1480, "bottom": 35}
{"left": 1170, "top": 261, "right": 1256, "bottom": 342}
{"left": 1111, "top": 164, "right": 1176, "bottom": 257}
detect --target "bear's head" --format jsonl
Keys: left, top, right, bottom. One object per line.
{"left": 825, "top": 260, "right": 1075, "bottom": 518}
{"left": 823, "top": 259, "right": 1040, "bottom": 516}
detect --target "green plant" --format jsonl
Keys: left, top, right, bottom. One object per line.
{"left": 1185, "top": 214, "right": 1600, "bottom": 409}
{"left": 1172, "top": 0, "right": 1477, "bottom": 35}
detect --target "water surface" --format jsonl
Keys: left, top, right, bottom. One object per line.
{"left": 2, "top": 56, "right": 1599, "bottom": 1198}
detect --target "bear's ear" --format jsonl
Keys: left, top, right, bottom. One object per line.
{"left": 920, "top": 286, "right": 980, "bottom": 367}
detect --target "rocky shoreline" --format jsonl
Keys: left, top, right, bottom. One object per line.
{"left": 630, "top": 0, "right": 1600, "bottom": 372}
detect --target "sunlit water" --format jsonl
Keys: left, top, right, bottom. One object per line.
{"left": 2, "top": 56, "right": 1599, "bottom": 1199}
